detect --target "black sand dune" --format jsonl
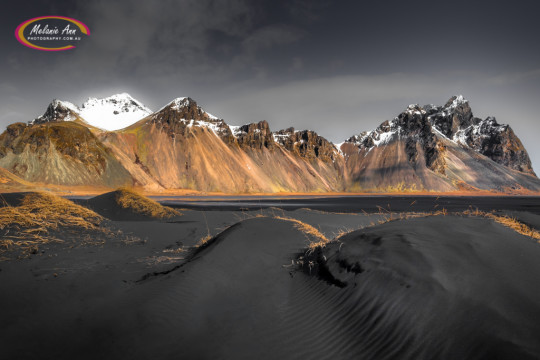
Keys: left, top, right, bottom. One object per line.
{"left": 80, "top": 189, "right": 181, "bottom": 221}
{"left": 59, "top": 215, "right": 538, "bottom": 360}
{"left": 304, "top": 216, "right": 540, "bottom": 359}
{"left": 2, "top": 195, "right": 540, "bottom": 359}
{"left": 111, "top": 216, "right": 539, "bottom": 360}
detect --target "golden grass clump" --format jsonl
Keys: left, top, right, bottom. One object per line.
{"left": 463, "top": 209, "right": 540, "bottom": 242}
{"left": 274, "top": 215, "right": 329, "bottom": 251}
{"left": 0, "top": 192, "right": 105, "bottom": 255}
{"left": 198, "top": 233, "right": 213, "bottom": 246}
{"left": 115, "top": 187, "right": 181, "bottom": 219}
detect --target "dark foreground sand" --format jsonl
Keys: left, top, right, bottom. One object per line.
{"left": 1, "top": 195, "right": 540, "bottom": 359}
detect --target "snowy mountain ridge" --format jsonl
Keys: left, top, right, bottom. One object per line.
{"left": 33, "top": 93, "right": 152, "bottom": 131}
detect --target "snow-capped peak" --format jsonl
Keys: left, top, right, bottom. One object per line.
{"left": 157, "top": 97, "right": 218, "bottom": 120}
{"left": 167, "top": 97, "right": 191, "bottom": 110}
{"left": 156, "top": 97, "right": 190, "bottom": 113}
{"left": 79, "top": 93, "right": 152, "bottom": 131}
{"left": 405, "top": 104, "right": 426, "bottom": 116}
{"left": 50, "top": 99, "right": 79, "bottom": 113}
{"left": 444, "top": 94, "right": 468, "bottom": 110}
{"left": 31, "top": 99, "right": 81, "bottom": 124}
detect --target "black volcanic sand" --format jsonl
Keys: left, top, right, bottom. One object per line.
{"left": 1, "top": 196, "right": 540, "bottom": 359}
{"left": 161, "top": 195, "right": 540, "bottom": 214}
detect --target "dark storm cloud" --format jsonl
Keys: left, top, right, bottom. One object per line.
{"left": 1, "top": 0, "right": 540, "bottom": 171}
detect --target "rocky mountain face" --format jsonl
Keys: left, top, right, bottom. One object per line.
{"left": 146, "top": 97, "right": 235, "bottom": 143}
{"left": 426, "top": 95, "right": 535, "bottom": 175}
{"left": 150, "top": 98, "right": 224, "bottom": 130}
{"left": 233, "top": 121, "right": 275, "bottom": 150}
{"left": 0, "top": 93, "right": 537, "bottom": 193}
{"left": 340, "top": 95, "right": 539, "bottom": 192}
{"left": 273, "top": 128, "right": 341, "bottom": 163}
{"left": 344, "top": 104, "right": 447, "bottom": 175}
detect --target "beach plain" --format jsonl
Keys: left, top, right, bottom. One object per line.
{"left": 1, "top": 190, "right": 540, "bottom": 359}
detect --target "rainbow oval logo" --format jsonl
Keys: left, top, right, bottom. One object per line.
{"left": 15, "top": 16, "right": 90, "bottom": 51}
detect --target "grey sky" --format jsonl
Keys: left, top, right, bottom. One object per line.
{"left": 2, "top": 0, "right": 540, "bottom": 172}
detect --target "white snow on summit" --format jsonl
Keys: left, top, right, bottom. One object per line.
{"left": 31, "top": 99, "right": 81, "bottom": 124}
{"left": 79, "top": 93, "right": 152, "bottom": 131}
{"left": 50, "top": 99, "right": 79, "bottom": 114}
{"left": 158, "top": 97, "right": 219, "bottom": 120}
{"left": 168, "top": 97, "right": 191, "bottom": 110}
{"left": 446, "top": 94, "right": 467, "bottom": 109}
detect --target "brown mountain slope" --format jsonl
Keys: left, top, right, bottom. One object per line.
{"left": 0, "top": 166, "right": 34, "bottom": 189}
{"left": 98, "top": 99, "right": 345, "bottom": 193}
{"left": 0, "top": 121, "right": 132, "bottom": 187}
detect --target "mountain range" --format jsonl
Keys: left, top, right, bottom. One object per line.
{"left": 0, "top": 93, "right": 538, "bottom": 194}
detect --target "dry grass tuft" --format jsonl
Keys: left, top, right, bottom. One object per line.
{"left": 162, "top": 247, "right": 185, "bottom": 254}
{"left": 0, "top": 192, "right": 106, "bottom": 256}
{"left": 463, "top": 209, "right": 540, "bottom": 241}
{"left": 433, "top": 208, "right": 448, "bottom": 216}
{"left": 198, "top": 233, "right": 213, "bottom": 247}
{"left": 115, "top": 187, "right": 181, "bottom": 219}
{"left": 274, "top": 215, "right": 329, "bottom": 251}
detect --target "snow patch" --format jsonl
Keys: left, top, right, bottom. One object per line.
{"left": 334, "top": 142, "right": 344, "bottom": 156}
{"left": 445, "top": 94, "right": 468, "bottom": 110}
{"left": 194, "top": 120, "right": 224, "bottom": 134}
{"left": 272, "top": 133, "right": 291, "bottom": 144}
{"left": 79, "top": 93, "right": 152, "bottom": 131}
{"left": 373, "top": 130, "right": 396, "bottom": 146}
{"left": 229, "top": 125, "right": 244, "bottom": 137}
{"left": 405, "top": 104, "right": 426, "bottom": 116}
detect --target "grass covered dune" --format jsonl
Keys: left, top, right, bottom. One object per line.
{"left": 82, "top": 187, "right": 182, "bottom": 220}
{"left": 0, "top": 192, "right": 106, "bottom": 257}
{"left": 0, "top": 190, "right": 540, "bottom": 359}
{"left": 0, "top": 188, "right": 181, "bottom": 258}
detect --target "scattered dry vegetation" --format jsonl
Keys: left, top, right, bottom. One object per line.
{"left": 350, "top": 182, "right": 427, "bottom": 193}
{"left": 360, "top": 206, "right": 539, "bottom": 243}
{"left": 463, "top": 208, "right": 540, "bottom": 241}
{"left": 335, "top": 207, "right": 540, "bottom": 244}
{"left": 382, "top": 182, "right": 422, "bottom": 193}
{"left": 203, "top": 203, "right": 540, "bottom": 258}
{"left": 273, "top": 215, "right": 329, "bottom": 251}
{"left": 0, "top": 192, "right": 107, "bottom": 256}
{"left": 114, "top": 187, "right": 182, "bottom": 219}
